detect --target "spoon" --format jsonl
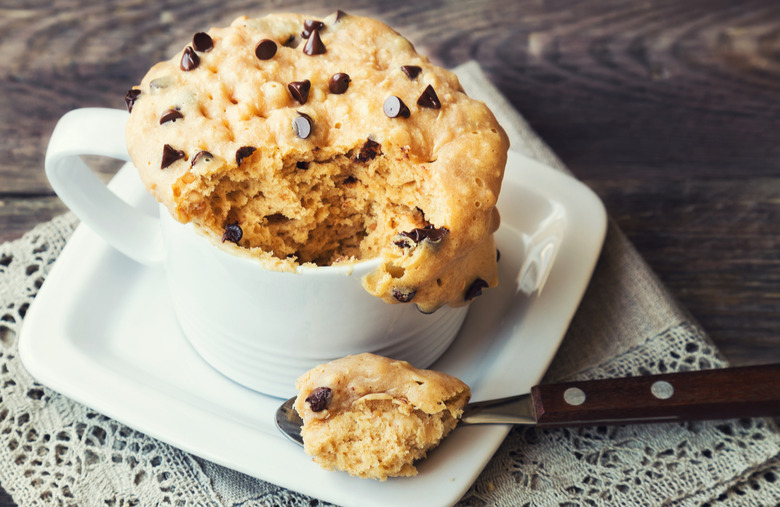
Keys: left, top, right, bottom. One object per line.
{"left": 276, "top": 363, "right": 780, "bottom": 446}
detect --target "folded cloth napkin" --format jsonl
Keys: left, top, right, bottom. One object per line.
{"left": 1, "top": 62, "right": 778, "bottom": 506}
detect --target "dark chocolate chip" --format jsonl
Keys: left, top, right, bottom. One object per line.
{"left": 356, "top": 139, "right": 381, "bottom": 162}
{"left": 328, "top": 73, "right": 350, "bottom": 94}
{"left": 465, "top": 278, "right": 489, "bottom": 301}
{"left": 292, "top": 112, "right": 313, "bottom": 139}
{"left": 401, "top": 65, "right": 422, "bottom": 79}
{"left": 395, "top": 225, "right": 449, "bottom": 248}
{"left": 159, "top": 108, "right": 183, "bottom": 124}
{"left": 255, "top": 39, "right": 277, "bottom": 60}
{"left": 392, "top": 288, "right": 417, "bottom": 303}
{"left": 222, "top": 222, "right": 243, "bottom": 244}
{"left": 287, "top": 80, "right": 311, "bottom": 104}
{"left": 393, "top": 238, "right": 411, "bottom": 248}
{"left": 333, "top": 10, "right": 347, "bottom": 22}
{"left": 180, "top": 46, "right": 200, "bottom": 71}
{"left": 306, "top": 386, "right": 332, "bottom": 412}
{"left": 161, "top": 144, "right": 185, "bottom": 169}
{"left": 296, "top": 161, "right": 309, "bottom": 170}
{"left": 383, "top": 96, "right": 410, "bottom": 119}
{"left": 417, "top": 84, "right": 441, "bottom": 109}
{"left": 342, "top": 175, "right": 357, "bottom": 185}
{"left": 124, "top": 89, "right": 141, "bottom": 112}
{"left": 302, "top": 19, "right": 325, "bottom": 39}
{"left": 303, "top": 29, "right": 326, "bottom": 55}
{"left": 235, "top": 146, "right": 256, "bottom": 166}
{"left": 192, "top": 32, "right": 214, "bottom": 52}
{"left": 191, "top": 150, "right": 213, "bottom": 167}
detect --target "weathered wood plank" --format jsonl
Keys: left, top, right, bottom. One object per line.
{"left": 588, "top": 178, "right": 780, "bottom": 365}
{"left": 0, "top": 196, "right": 69, "bottom": 244}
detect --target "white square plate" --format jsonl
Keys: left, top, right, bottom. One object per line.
{"left": 19, "top": 151, "right": 606, "bottom": 507}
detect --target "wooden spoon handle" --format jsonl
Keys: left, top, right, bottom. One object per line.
{"left": 531, "top": 363, "right": 780, "bottom": 427}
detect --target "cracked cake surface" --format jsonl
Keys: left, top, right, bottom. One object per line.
{"left": 294, "top": 353, "right": 471, "bottom": 480}
{"left": 125, "top": 11, "right": 509, "bottom": 311}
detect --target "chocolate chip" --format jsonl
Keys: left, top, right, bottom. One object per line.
{"left": 395, "top": 225, "right": 449, "bottom": 248}
{"left": 384, "top": 96, "right": 410, "bottom": 119}
{"left": 161, "top": 144, "right": 185, "bottom": 169}
{"left": 192, "top": 32, "right": 213, "bottom": 52}
{"left": 417, "top": 84, "right": 441, "bottom": 109}
{"left": 296, "top": 161, "right": 309, "bottom": 170}
{"left": 343, "top": 175, "right": 357, "bottom": 185}
{"left": 292, "top": 112, "right": 313, "bottom": 139}
{"left": 329, "top": 73, "right": 350, "bottom": 94}
{"left": 465, "top": 278, "right": 489, "bottom": 301}
{"left": 333, "top": 10, "right": 347, "bottom": 22}
{"left": 392, "top": 288, "right": 417, "bottom": 303}
{"left": 255, "top": 39, "right": 277, "bottom": 60}
{"left": 222, "top": 222, "right": 243, "bottom": 244}
{"left": 302, "top": 19, "right": 324, "bottom": 39}
{"left": 306, "top": 387, "right": 332, "bottom": 412}
{"left": 287, "top": 80, "right": 311, "bottom": 104}
{"left": 401, "top": 65, "right": 422, "bottom": 79}
{"left": 124, "top": 89, "right": 141, "bottom": 112}
{"left": 180, "top": 46, "right": 199, "bottom": 71}
{"left": 303, "top": 29, "right": 326, "bottom": 55}
{"left": 159, "top": 109, "right": 183, "bottom": 124}
{"left": 235, "top": 146, "right": 256, "bottom": 166}
{"left": 356, "top": 139, "right": 382, "bottom": 162}
{"left": 191, "top": 150, "right": 213, "bottom": 167}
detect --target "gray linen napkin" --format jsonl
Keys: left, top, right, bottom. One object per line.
{"left": 0, "top": 62, "right": 778, "bottom": 506}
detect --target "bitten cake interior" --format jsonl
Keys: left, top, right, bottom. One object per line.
{"left": 175, "top": 138, "right": 433, "bottom": 266}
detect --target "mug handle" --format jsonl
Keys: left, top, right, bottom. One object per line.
{"left": 45, "top": 108, "right": 164, "bottom": 266}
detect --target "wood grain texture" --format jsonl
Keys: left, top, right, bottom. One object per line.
{"left": 1, "top": 0, "right": 779, "bottom": 504}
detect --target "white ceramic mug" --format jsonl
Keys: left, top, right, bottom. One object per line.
{"left": 44, "top": 108, "right": 469, "bottom": 398}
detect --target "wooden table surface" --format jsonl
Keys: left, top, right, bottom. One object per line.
{"left": 1, "top": 0, "right": 778, "bottom": 504}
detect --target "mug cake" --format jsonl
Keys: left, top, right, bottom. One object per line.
{"left": 124, "top": 11, "right": 508, "bottom": 313}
